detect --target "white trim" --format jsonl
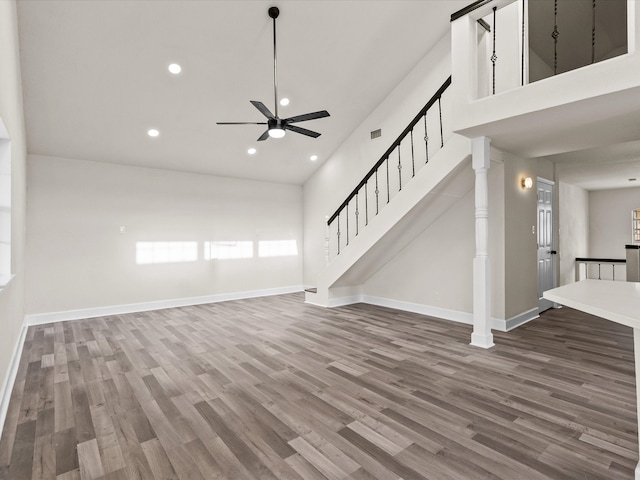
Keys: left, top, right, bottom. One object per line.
{"left": 0, "top": 318, "right": 28, "bottom": 442}
{"left": 25, "top": 285, "right": 304, "bottom": 326}
{"left": 328, "top": 295, "right": 362, "bottom": 308}
{"left": 320, "top": 294, "right": 539, "bottom": 333}
{"left": 0, "top": 273, "right": 15, "bottom": 293}
{"left": 362, "top": 295, "right": 474, "bottom": 325}
{"left": 495, "top": 307, "right": 540, "bottom": 332}
{"left": 470, "top": 332, "right": 495, "bottom": 349}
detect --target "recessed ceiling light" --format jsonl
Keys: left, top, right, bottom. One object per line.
{"left": 310, "top": 154, "right": 318, "bottom": 161}
{"left": 248, "top": 147, "right": 257, "bottom": 155}
{"left": 280, "top": 98, "right": 290, "bottom": 106}
{"left": 168, "top": 63, "right": 182, "bottom": 74}
{"left": 147, "top": 128, "right": 160, "bottom": 137}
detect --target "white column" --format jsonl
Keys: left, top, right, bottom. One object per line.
{"left": 471, "top": 137, "right": 494, "bottom": 349}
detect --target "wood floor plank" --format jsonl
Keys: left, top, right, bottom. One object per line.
{"left": 140, "top": 437, "right": 177, "bottom": 480}
{"left": 54, "top": 427, "right": 78, "bottom": 476}
{"left": 77, "top": 438, "right": 105, "bottom": 480}
{"left": 0, "top": 294, "right": 637, "bottom": 479}
{"left": 31, "top": 433, "right": 55, "bottom": 480}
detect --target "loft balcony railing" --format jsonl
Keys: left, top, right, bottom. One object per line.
{"left": 326, "top": 77, "right": 451, "bottom": 259}
{"left": 575, "top": 257, "right": 626, "bottom": 282}
{"left": 451, "top": 0, "right": 629, "bottom": 98}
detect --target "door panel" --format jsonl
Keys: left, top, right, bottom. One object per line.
{"left": 537, "top": 179, "right": 555, "bottom": 312}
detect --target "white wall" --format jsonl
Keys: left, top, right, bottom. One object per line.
{"left": 558, "top": 182, "right": 589, "bottom": 285}
{"left": 503, "top": 152, "right": 538, "bottom": 318}
{"left": 0, "top": 0, "right": 28, "bottom": 428}
{"left": 589, "top": 187, "right": 640, "bottom": 258}
{"left": 26, "top": 155, "right": 303, "bottom": 315}
{"left": 362, "top": 160, "right": 506, "bottom": 320}
{"left": 303, "top": 32, "right": 453, "bottom": 286}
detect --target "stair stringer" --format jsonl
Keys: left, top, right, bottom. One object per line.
{"left": 306, "top": 134, "right": 472, "bottom": 307}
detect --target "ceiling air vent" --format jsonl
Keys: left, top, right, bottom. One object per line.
{"left": 370, "top": 129, "right": 381, "bottom": 140}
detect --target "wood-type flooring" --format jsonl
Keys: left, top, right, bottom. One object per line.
{"left": 0, "top": 293, "right": 637, "bottom": 479}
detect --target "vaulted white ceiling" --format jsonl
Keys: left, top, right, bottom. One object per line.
{"left": 17, "top": 0, "right": 467, "bottom": 185}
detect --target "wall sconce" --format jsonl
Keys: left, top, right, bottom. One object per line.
{"left": 521, "top": 177, "right": 533, "bottom": 190}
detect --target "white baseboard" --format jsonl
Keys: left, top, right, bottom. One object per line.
{"left": 328, "top": 295, "right": 363, "bottom": 308}
{"left": 0, "top": 319, "right": 28, "bottom": 442}
{"left": 326, "top": 294, "right": 538, "bottom": 333}
{"left": 362, "top": 295, "right": 474, "bottom": 325}
{"left": 25, "top": 285, "right": 305, "bottom": 326}
{"left": 500, "top": 307, "right": 540, "bottom": 332}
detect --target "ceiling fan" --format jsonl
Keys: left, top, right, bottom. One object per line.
{"left": 217, "top": 6, "right": 330, "bottom": 141}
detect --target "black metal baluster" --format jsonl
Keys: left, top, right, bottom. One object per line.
{"left": 491, "top": 6, "right": 497, "bottom": 94}
{"left": 438, "top": 96, "right": 444, "bottom": 148}
{"left": 591, "top": 0, "right": 596, "bottom": 63}
{"left": 346, "top": 203, "right": 349, "bottom": 246}
{"left": 613, "top": 264, "right": 616, "bottom": 281}
{"left": 365, "top": 182, "right": 369, "bottom": 226}
{"left": 336, "top": 214, "right": 340, "bottom": 255}
{"left": 552, "top": 0, "right": 559, "bottom": 75}
{"left": 386, "top": 158, "right": 390, "bottom": 204}
{"left": 375, "top": 169, "right": 379, "bottom": 215}
{"left": 424, "top": 115, "right": 429, "bottom": 163}
{"left": 521, "top": 0, "right": 525, "bottom": 86}
{"left": 410, "top": 129, "right": 415, "bottom": 178}
{"left": 397, "top": 146, "right": 402, "bottom": 191}
{"left": 355, "top": 192, "right": 359, "bottom": 237}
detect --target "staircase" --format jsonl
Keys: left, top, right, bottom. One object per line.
{"left": 306, "top": 77, "right": 472, "bottom": 307}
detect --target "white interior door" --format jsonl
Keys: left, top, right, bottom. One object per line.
{"left": 537, "top": 178, "right": 556, "bottom": 312}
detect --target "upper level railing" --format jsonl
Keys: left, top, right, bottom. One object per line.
{"left": 575, "top": 257, "right": 626, "bottom": 282}
{"left": 326, "top": 76, "right": 451, "bottom": 258}
{"left": 451, "top": 0, "right": 629, "bottom": 98}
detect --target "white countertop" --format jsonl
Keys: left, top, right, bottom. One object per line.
{"left": 543, "top": 279, "right": 640, "bottom": 330}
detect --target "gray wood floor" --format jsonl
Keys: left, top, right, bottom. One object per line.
{"left": 0, "top": 293, "right": 637, "bottom": 479}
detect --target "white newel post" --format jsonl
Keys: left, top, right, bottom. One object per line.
{"left": 471, "top": 137, "right": 494, "bottom": 349}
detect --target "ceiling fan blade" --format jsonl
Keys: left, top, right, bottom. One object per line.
{"left": 257, "top": 130, "right": 271, "bottom": 141}
{"left": 250, "top": 101, "right": 276, "bottom": 119}
{"left": 285, "top": 124, "right": 321, "bottom": 138}
{"left": 216, "top": 122, "right": 268, "bottom": 125}
{"left": 285, "top": 110, "right": 330, "bottom": 123}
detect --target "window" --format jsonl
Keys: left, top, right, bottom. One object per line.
{"left": 0, "top": 117, "right": 11, "bottom": 287}
{"left": 136, "top": 241, "right": 198, "bottom": 265}
{"left": 633, "top": 209, "right": 640, "bottom": 244}
{"left": 204, "top": 241, "right": 253, "bottom": 260}
{"left": 258, "top": 239, "right": 298, "bottom": 258}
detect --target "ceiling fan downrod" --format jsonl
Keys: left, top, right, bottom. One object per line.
{"left": 269, "top": 6, "right": 280, "bottom": 119}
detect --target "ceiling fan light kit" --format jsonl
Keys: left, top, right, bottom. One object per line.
{"left": 217, "top": 6, "right": 330, "bottom": 141}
